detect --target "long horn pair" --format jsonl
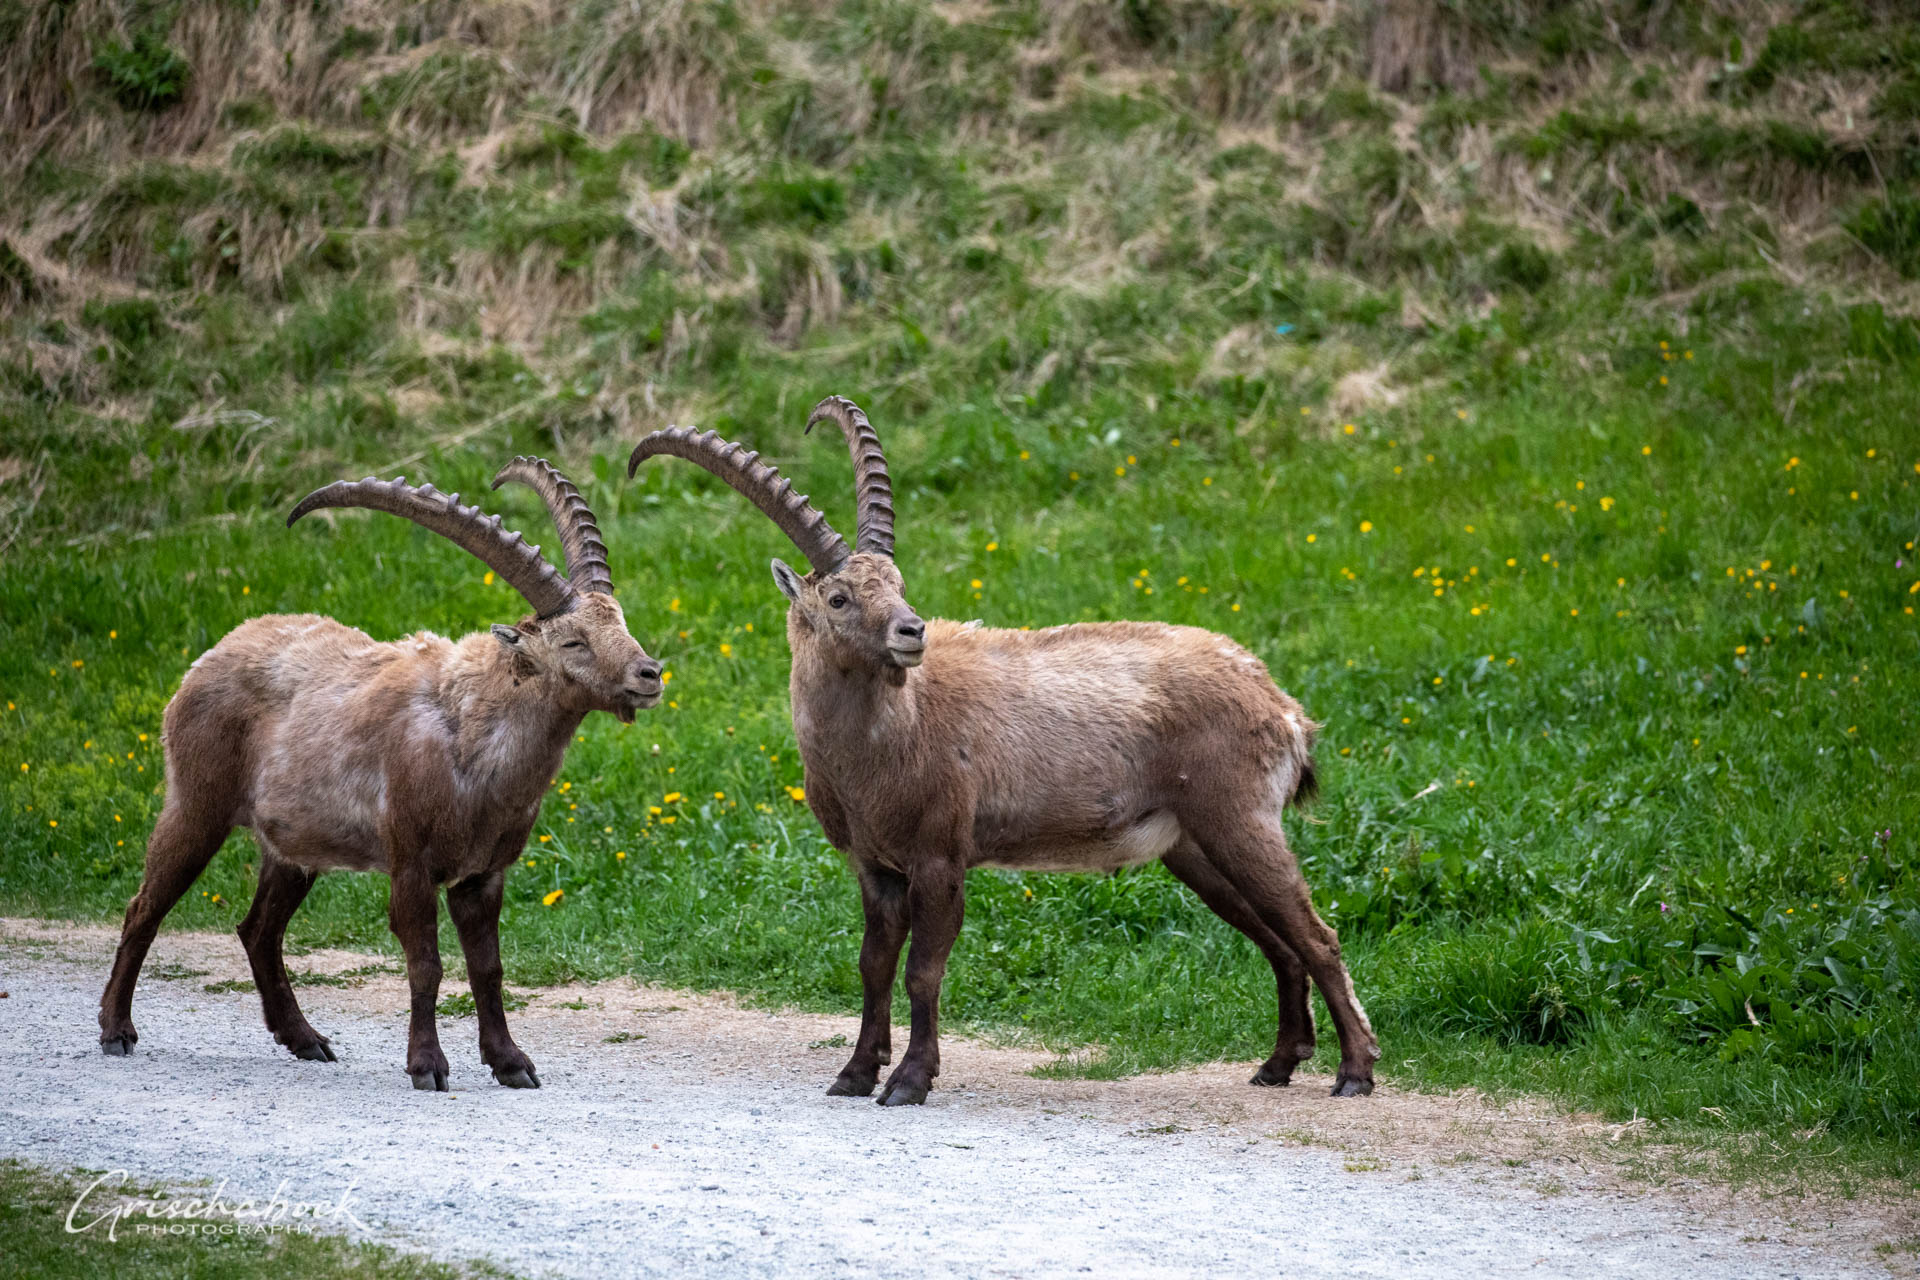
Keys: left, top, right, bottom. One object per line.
{"left": 624, "top": 396, "right": 893, "bottom": 573}
{"left": 804, "top": 395, "right": 894, "bottom": 559}
{"left": 288, "top": 459, "right": 614, "bottom": 618}
{"left": 490, "top": 456, "right": 615, "bottom": 596}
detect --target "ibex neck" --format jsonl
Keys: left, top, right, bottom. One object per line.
{"left": 789, "top": 649, "right": 919, "bottom": 766}
{"left": 446, "top": 635, "right": 588, "bottom": 798}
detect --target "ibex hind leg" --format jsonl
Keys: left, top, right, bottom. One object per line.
{"left": 237, "top": 850, "right": 334, "bottom": 1062}
{"left": 1192, "top": 818, "right": 1380, "bottom": 1097}
{"left": 1162, "top": 842, "right": 1316, "bottom": 1087}
{"left": 99, "top": 802, "right": 232, "bottom": 1056}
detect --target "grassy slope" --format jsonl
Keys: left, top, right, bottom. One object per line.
{"left": 3, "top": 0, "right": 1919, "bottom": 1176}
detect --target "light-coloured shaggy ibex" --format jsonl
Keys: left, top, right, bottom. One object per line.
{"left": 629, "top": 398, "right": 1379, "bottom": 1105}
{"left": 99, "top": 460, "right": 662, "bottom": 1091}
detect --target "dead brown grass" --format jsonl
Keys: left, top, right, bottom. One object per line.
{"left": 8, "top": 0, "right": 1920, "bottom": 419}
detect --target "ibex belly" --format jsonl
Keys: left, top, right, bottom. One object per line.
{"left": 975, "top": 808, "right": 1182, "bottom": 873}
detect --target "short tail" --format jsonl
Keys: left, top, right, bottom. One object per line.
{"left": 1289, "top": 754, "right": 1319, "bottom": 807}
{"left": 1287, "top": 718, "right": 1319, "bottom": 807}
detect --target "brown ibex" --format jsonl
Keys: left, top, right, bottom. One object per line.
{"left": 628, "top": 398, "right": 1378, "bottom": 1105}
{"left": 98, "top": 460, "right": 663, "bottom": 1091}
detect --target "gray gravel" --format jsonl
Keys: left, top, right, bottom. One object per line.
{"left": 0, "top": 935, "right": 1885, "bottom": 1279}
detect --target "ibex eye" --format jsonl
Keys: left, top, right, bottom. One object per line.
{"left": 828, "top": 594, "right": 849, "bottom": 609}
{"left": 562, "top": 640, "right": 588, "bottom": 650}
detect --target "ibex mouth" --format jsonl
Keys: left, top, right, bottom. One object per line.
{"left": 888, "top": 644, "right": 926, "bottom": 669}
{"left": 615, "top": 692, "right": 661, "bottom": 722}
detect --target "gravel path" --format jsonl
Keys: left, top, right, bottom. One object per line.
{"left": 0, "top": 921, "right": 1896, "bottom": 1278}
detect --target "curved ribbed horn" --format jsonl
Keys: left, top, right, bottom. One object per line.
{"left": 804, "top": 395, "right": 894, "bottom": 559}
{"left": 288, "top": 476, "right": 576, "bottom": 618}
{"left": 490, "top": 456, "right": 614, "bottom": 597}
{"left": 627, "top": 426, "right": 849, "bottom": 575}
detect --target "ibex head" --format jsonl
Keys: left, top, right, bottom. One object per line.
{"left": 771, "top": 553, "right": 925, "bottom": 672}
{"left": 289, "top": 458, "right": 663, "bottom": 721}
{"left": 627, "top": 396, "right": 924, "bottom": 675}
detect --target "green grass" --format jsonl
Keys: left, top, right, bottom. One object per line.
{"left": 3, "top": 0, "right": 1919, "bottom": 1186}
{"left": 0, "top": 1160, "right": 497, "bottom": 1280}
{"left": 5, "top": 315, "right": 1916, "bottom": 1171}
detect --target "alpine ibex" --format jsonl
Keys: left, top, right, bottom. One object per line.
{"left": 99, "top": 460, "right": 662, "bottom": 1091}
{"left": 628, "top": 398, "right": 1378, "bottom": 1105}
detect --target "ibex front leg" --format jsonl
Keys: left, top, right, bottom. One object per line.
{"left": 448, "top": 870, "right": 539, "bottom": 1088}
{"left": 388, "top": 864, "right": 450, "bottom": 1091}
{"left": 829, "top": 864, "right": 909, "bottom": 1097}
{"left": 878, "top": 855, "right": 964, "bottom": 1107}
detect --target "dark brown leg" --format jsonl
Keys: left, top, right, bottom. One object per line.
{"left": 829, "top": 864, "right": 909, "bottom": 1097}
{"left": 1162, "top": 842, "right": 1316, "bottom": 1086}
{"left": 99, "top": 803, "right": 230, "bottom": 1055}
{"left": 447, "top": 871, "right": 538, "bottom": 1089}
{"left": 387, "top": 867, "right": 449, "bottom": 1091}
{"left": 236, "top": 851, "right": 332, "bottom": 1061}
{"left": 1198, "top": 817, "right": 1379, "bottom": 1096}
{"left": 877, "top": 857, "right": 965, "bottom": 1107}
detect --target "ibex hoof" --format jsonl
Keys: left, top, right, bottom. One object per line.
{"left": 1330, "top": 1074, "right": 1374, "bottom": 1098}
{"left": 291, "top": 1037, "right": 336, "bottom": 1062}
{"left": 876, "top": 1077, "right": 929, "bottom": 1107}
{"left": 101, "top": 1034, "right": 135, "bottom": 1057}
{"left": 410, "top": 1069, "right": 449, "bottom": 1092}
{"left": 494, "top": 1066, "right": 541, "bottom": 1089}
{"left": 826, "top": 1073, "right": 877, "bottom": 1097}
{"left": 1249, "top": 1060, "right": 1296, "bottom": 1087}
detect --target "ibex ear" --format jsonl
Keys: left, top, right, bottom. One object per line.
{"left": 492, "top": 623, "right": 541, "bottom": 676}
{"left": 770, "top": 558, "right": 806, "bottom": 603}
